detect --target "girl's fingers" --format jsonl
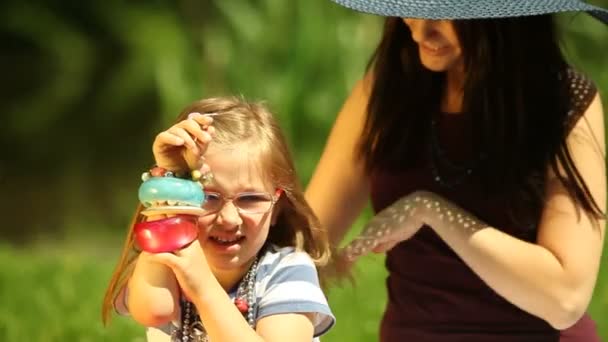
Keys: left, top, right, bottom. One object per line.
{"left": 188, "top": 112, "right": 215, "bottom": 126}
{"left": 155, "top": 131, "right": 185, "bottom": 147}
{"left": 173, "top": 238, "right": 200, "bottom": 256}
{"left": 156, "top": 112, "right": 215, "bottom": 149}
{"left": 167, "top": 127, "right": 197, "bottom": 149}
{"left": 148, "top": 252, "right": 182, "bottom": 270}
{"left": 206, "top": 125, "right": 215, "bottom": 137}
{"left": 194, "top": 130, "right": 213, "bottom": 146}
{"left": 188, "top": 112, "right": 216, "bottom": 137}
{"left": 176, "top": 119, "right": 213, "bottom": 146}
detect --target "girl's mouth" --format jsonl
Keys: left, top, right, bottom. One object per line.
{"left": 209, "top": 235, "right": 245, "bottom": 246}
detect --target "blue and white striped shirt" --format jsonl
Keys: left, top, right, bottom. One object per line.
{"left": 121, "top": 244, "right": 335, "bottom": 341}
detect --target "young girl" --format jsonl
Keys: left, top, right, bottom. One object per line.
{"left": 102, "top": 97, "right": 335, "bottom": 341}
{"left": 306, "top": 1, "right": 607, "bottom": 341}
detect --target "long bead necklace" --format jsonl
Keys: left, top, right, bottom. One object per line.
{"left": 428, "top": 114, "right": 485, "bottom": 189}
{"left": 172, "top": 257, "right": 259, "bottom": 342}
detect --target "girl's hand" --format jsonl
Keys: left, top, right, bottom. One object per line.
{"left": 147, "top": 239, "right": 211, "bottom": 302}
{"left": 152, "top": 112, "right": 215, "bottom": 173}
{"left": 340, "top": 191, "right": 429, "bottom": 261}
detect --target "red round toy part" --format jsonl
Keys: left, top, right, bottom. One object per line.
{"left": 133, "top": 215, "right": 199, "bottom": 253}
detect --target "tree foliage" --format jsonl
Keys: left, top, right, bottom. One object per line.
{"left": 0, "top": 0, "right": 606, "bottom": 242}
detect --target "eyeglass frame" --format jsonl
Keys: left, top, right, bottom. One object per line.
{"left": 201, "top": 188, "right": 283, "bottom": 215}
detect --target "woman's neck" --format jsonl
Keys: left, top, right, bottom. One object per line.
{"left": 441, "top": 65, "right": 465, "bottom": 113}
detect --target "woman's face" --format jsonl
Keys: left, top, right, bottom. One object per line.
{"left": 402, "top": 19, "right": 463, "bottom": 73}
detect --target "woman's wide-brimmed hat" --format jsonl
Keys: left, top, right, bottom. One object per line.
{"left": 329, "top": 0, "right": 608, "bottom": 24}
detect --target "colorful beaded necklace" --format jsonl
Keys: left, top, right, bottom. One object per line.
{"left": 171, "top": 257, "right": 259, "bottom": 342}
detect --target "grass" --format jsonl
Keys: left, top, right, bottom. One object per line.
{"left": 0, "top": 238, "right": 606, "bottom": 342}
{"left": 0, "top": 244, "right": 143, "bottom": 342}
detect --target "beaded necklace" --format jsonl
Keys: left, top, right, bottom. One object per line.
{"left": 171, "top": 257, "right": 259, "bottom": 342}
{"left": 428, "top": 114, "right": 485, "bottom": 189}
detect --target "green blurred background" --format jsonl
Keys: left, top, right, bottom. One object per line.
{"left": 0, "top": 0, "right": 607, "bottom": 341}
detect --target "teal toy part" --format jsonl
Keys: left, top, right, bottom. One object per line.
{"left": 138, "top": 177, "right": 205, "bottom": 208}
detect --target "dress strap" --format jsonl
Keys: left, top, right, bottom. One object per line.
{"left": 563, "top": 68, "right": 597, "bottom": 133}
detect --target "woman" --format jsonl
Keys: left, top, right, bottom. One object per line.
{"left": 306, "top": 0, "right": 607, "bottom": 341}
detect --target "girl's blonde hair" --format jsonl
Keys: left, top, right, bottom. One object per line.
{"left": 102, "top": 96, "right": 330, "bottom": 324}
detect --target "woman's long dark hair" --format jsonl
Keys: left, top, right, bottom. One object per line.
{"left": 359, "top": 16, "right": 604, "bottom": 225}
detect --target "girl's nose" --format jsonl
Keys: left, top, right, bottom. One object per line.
{"left": 215, "top": 201, "right": 243, "bottom": 228}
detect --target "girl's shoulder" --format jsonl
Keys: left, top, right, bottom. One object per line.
{"left": 255, "top": 245, "right": 335, "bottom": 337}
{"left": 255, "top": 244, "right": 321, "bottom": 292}
{"left": 257, "top": 244, "right": 317, "bottom": 276}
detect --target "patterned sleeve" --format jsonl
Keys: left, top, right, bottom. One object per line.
{"left": 564, "top": 68, "right": 598, "bottom": 133}
{"left": 255, "top": 247, "right": 336, "bottom": 338}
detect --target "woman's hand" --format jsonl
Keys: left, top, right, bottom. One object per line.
{"left": 152, "top": 112, "right": 215, "bottom": 173}
{"left": 340, "top": 191, "right": 430, "bottom": 261}
{"left": 147, "top": 239, "right": 212, "bottom": 302}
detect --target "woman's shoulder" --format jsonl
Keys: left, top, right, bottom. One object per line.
{"left": 561, "top": 67, "right": 598, "bottom": 130}
{"left": 562, "top": 68, "right": 597, "bottom": 108}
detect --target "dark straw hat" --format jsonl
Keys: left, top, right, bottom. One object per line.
{"left": 329, "top": 0, "right": 608, "bottom": 24}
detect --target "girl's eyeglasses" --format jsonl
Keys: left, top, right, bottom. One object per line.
{"left": 202, "top": 189, "right": 282, "bottom": 214}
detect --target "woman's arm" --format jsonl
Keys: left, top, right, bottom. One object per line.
{"left": 425, "top": 93, "right": 606, "bottom": 329}
{"left": 305, "top": 76, "right": 373, "bottom": 245}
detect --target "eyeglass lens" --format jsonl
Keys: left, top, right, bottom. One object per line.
{"left": 202, "top": 192, "right": 273, "bottom": 214}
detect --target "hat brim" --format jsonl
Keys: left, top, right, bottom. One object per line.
{"left": 329, "top": 0, "right": 608, "bottom": 24}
